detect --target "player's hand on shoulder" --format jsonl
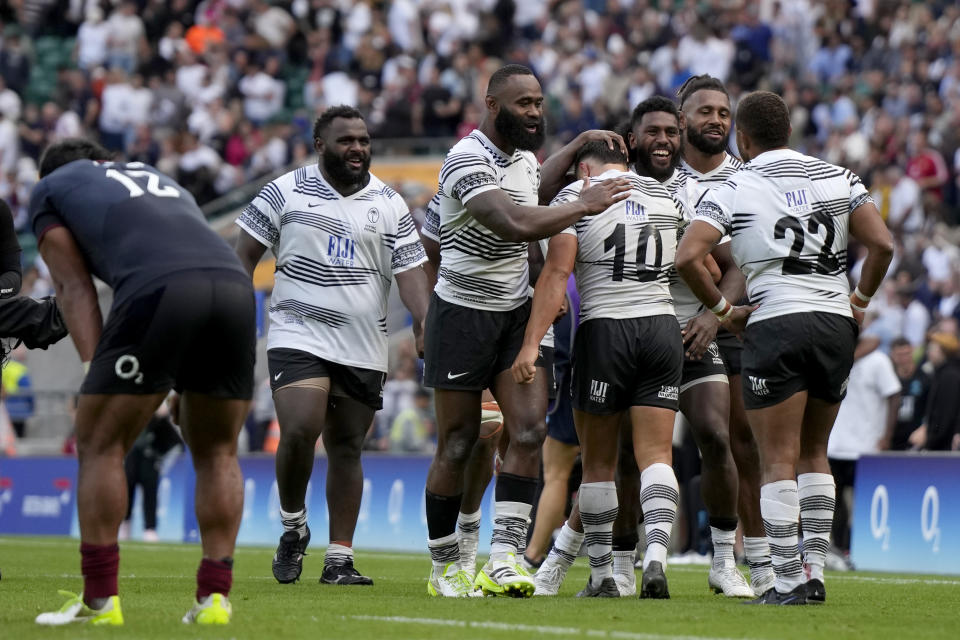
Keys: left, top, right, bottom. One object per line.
{"left": 576, "top": 129, "right": 628, "bottom": 155}
{"left": 510, "top": 344, "right": 540, "bottom": 384}
{"left": 682, "top": 311, "right": 720, "bottom": 359}
{"left": 720, "top": 304, "right": 757, "bottom": 338}
{"left": 579, "top": 176, "right": 631, "bottom": 215}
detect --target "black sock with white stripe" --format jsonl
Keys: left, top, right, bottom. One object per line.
{"left": 426, "top": 491, "right": 462, "bottom": 571}
{"left": 760, "top": 480, "right": 804, "bottom": 593}
{"left": 489, "top": 473, "right": 537, "bottom": 562}
{"left": 798, "top": 472, "right": 835, "bottom": 583}
{"left": 580, "top": 481, "right": 618, "bottom": 583}
{"left": 639, "top": 463, "right": 679, "bottom": 570}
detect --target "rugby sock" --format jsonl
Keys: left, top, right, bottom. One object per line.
{"left": 80, "top": 542, "right": 119, "bottom": 601}
{"left": 760, "top": 480, "right": 804, "bottom": 593}
{"left": 798, "top": 472, "right": 835, "bottom": 583}
{"left": 556, "top": 521, "right": 585, "bottom": 565}
{"left": 579, "top": 481, "right": 618, "bottom": 582}
{"left": 426, "top": 491, "right": 462, "bottom": 571}
{"left": 743, "top": 536, "right": 774, "bottom": 587}
{"left": 325, "top": 542, "right": 353, "bottom": 567}
{"left": 489, "top": 473, "right": 537, "bottom": 562}
{"left": 639, "top": 463, "right": 679, "bottom": 570}
{"left": 456, "top": 510, "right": 481, "bottom": 558}
{"left": 196, "top": 557, "right": 233, "bottom": 601}
{"left": 280, "top": 507, "right": 308, "bottom": 539}
{"left": 612, "top": 532, "right": 639, "bottom": 579}
{"left": 709, "top": 517, "right": 739, "bottom": 567}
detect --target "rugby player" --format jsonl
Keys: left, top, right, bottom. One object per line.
{"left": 32, "top": 139, "right": 255, "bottom": 625}
{"left": 236, "top": 106, "right": 431, "bottom": 586}
{"left": 676, "top": 91, "right": 894, "bottom": 605}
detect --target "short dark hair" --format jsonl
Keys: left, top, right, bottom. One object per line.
{"left": 676, "top": 74, "right": 728, "bottom": 108}
{"left": 313, "top": 105, "right": 364, "bottom": 140}
{"left": 487, "top": 64, "right": 536, "bottom": 96}
{"left": 630, "top": 96, "right": 680, "bottom": 130}
{"left": 890, "top": 337, "right": 912, "bottom": 350}
{"left": 736, "top": 91, "right": 791, "bottom": 150}
{"left": 574, "top": 139, "right": 628, "bottom": 167}
{"left": 39, "top": 138, "right": 112, "bottom": 178}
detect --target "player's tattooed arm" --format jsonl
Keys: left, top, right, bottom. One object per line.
{"left": 466, "top": 178, "right": 631, "bottom": 242}
{"left": 38, "top": 227, "right": 102, "bottom": 363}
{"left": 538, "top": 129, "right": 628, "bottom": 204}
{"left": 512, "top": 234, "right": 577, "bottom": 384}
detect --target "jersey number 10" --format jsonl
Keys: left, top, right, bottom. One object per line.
{"left": 603, "top": 223, "right": 663, "bottom": 282}
{"left": 105, "top": 168, "right": 181, "bottom": 199}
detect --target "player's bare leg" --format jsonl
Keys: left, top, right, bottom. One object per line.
{"left": 629, "top": 405, "right": 678, "bottom": 599}
{"left": 179, "top": 392, "right": 248, "bottom": 621}
{"left": 320, "top": 394, "right": 376, "bottom": 584}
{"left": 425, "top": 389, "right": 482, "bottom": 595}
{"left": 472, "top": 369, "right": 547, "bottom": 596}
{"left": 526, "top": 436, "right": 579, "bottom": 564}
{"left": 728, "top": 373, "right": 772, "bottom": 593}
{"left": 571, "top": 408, "right": 622, "bottom": 597}
{"left": 271, "top": 383, "right": 329, "bottom": 583}
{"left": 745, "top": 391, "right": 808, "bottom": 604}
{"left": 795, "top": 396, "right": 842, "bottom": 603}
{"left": 76, "top": 393, "right": 167, "bottom": 603}
{"left": 682, "top": 382, "right": 752, "bottom": 597}
{"left": 457, "top": 391, "right": 502, "bottom": 579}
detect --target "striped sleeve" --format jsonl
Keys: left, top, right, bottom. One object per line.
{"left": 847, "top": 170, "right": 874, "bottom": 212}
{"left": 550, "top": 181, "right": 582, "bottom": 236}
{"left": 391, "top": 198, "right": 428, "bottom": 274}
{"left": 439, "top": 151, "right": 499, "bottom": 204}
{"left": 236, "top": 179, "right": 285, "bottom": 248}
{"left": 693, "top": 181, "right": 734, "bottom": 236}
{"left": 420, "top": 193, "right": 440, "bottom": 243}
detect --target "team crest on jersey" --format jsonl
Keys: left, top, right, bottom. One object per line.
{"left": 364, "top": 207, "right": 380, "bottom": 232}
{"left": 784, "top": 188, "right": 812, "bottom": 214}
{"left": 625, "top": 200, "right": 648, "bottom": 221}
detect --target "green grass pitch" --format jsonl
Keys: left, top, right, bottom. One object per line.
{"left": 1, "top": 537, "right": 957, "bottom": 639}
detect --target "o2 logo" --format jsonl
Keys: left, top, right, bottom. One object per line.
{"left": 870, "top": 484, "right": 941, "bottom": 554}
{"left": 870, "top": 484, "right": 890, "bottom": 550}
{"left": 921, "top": 485, "right": 941, "bottom": 553}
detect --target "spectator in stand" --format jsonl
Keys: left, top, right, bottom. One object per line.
{"left": 238, "top": 58, "right": 285, "bottom": 127}
{"left": 910, "top": 331, "right": 960, "bottom": 451}
{"left": 389, "top": 388, "right": 436, "bottom": 454}
{"left": 76, "top": 7, "right": 110, "bottom": 72}
{"left": 889, "top": 337, "right": 932, "bottom": 451}
{"left": 906, "top": 128, "right": 950, "bottom": 207}
{"left": 828, "top": 336, "right": 901, "bottom": 556}
{"left": 105, "top": 1, "right": 146, "bottom": 74}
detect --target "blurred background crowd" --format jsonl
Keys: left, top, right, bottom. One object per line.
{"left": 0, "top": 0, "right": 958, "bottom": 460}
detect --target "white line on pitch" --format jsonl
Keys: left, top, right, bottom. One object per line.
{"left": 347, "top": 615, "right": 755, "bottom": 640}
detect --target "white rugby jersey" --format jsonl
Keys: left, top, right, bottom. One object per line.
{"left": 434, "top": 130, "right": 540, "bottom": 312}
{"left": 678, "top": 152, "right": 743, "bottom": 185}
{"left": 237, "top": 164, "right": 427, "bottom": 372}
{"left": 554, "top": 169, "right": 682, "bottom": 322}
{"left": 662, "top": 169, "right": 706, "bottom": 326}
{"left": 693, "top": 148, "right": 872, "bottom": 325}
{"left": 424, "top": 192, "right": 554, "bottom": 348}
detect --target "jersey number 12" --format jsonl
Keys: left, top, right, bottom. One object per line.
{"left": 106, "top": 168, "right": 180, "bottom": 199}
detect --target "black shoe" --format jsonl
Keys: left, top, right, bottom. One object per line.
{"left": 576, "top": 576, "right": 620, "bottom": 598}
{"left": 744, "top": 583, "right": 807, "bottom": 605}
{"left": 272, "top": 526, "right": 310, "bottom": 584}
{"left": 640, "top": 561, "right": 670, "bottom": 599}
{"left": 806, "top": 579, "right": 825, "bottom": 603}
{"left": 320, "top": 561, "right": 374, "bottom": 585}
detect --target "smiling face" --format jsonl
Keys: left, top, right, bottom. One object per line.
{"left": 682, "top": 88, "right": 732, "bottom": 155}
{"left": 315, "top": 117, "right": 371, "bottom": 186}
{"left": 630, "top": 110, "right": 682, "bottom": 182}
{"left": 490, "top": 73, "right": 546, "bottom": 151}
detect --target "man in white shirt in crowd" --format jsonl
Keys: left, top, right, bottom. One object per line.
{"left": 826, "top": 335, "right": 901, "bottom": 559}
